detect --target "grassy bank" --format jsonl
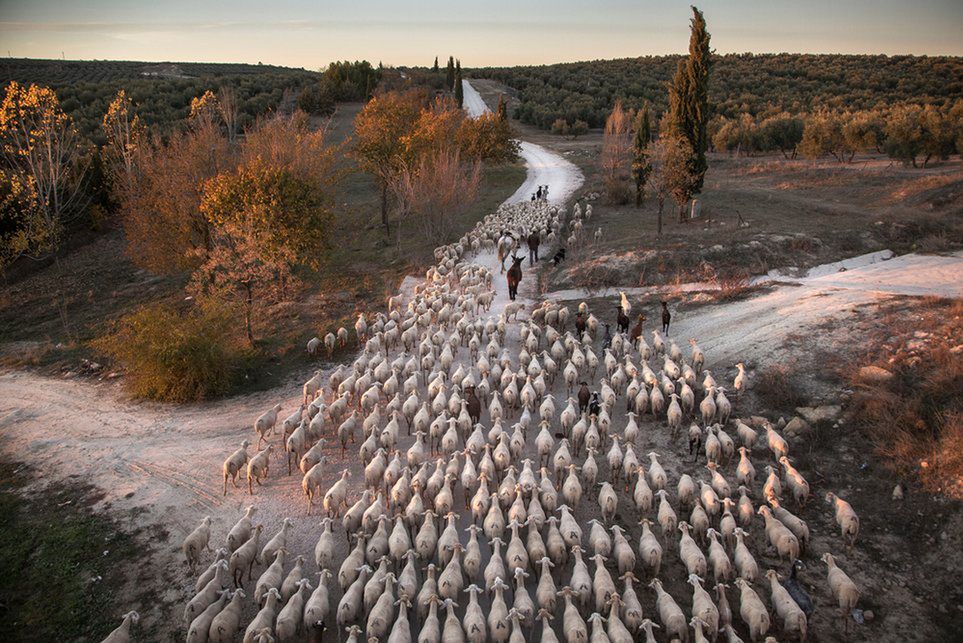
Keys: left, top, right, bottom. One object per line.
{"left": 0, "top": 462, "right": 141, "bottom": 642}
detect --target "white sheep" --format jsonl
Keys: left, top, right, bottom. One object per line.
{"left": 182, "top": 516, "right": 212, "bottom": 572}
{"left": 209, "top": 588, "right": 246, "bottom": 643}
{"left": 825, "top": 492, "right": 860, "bottom": 549}
{"left": 222, "top": 440, "right": 251, "bottom": 495}
{"left": 734, "top": 578, "right": 770, "bottom": 641}
{"left": 226, "top": 505, "right": 257, "bottom": 552}
{"left": 186, "top": 590, "right": 229, "bottom": 643}
{"left": 821, "top": 552, "right": 860, "bottom": 633}
{"left": 306, "top": 337, "right": 322, "bottom": 356}
{"left": 254, "top": 403, "right": 283, "bottom": 448}
{"left": 243, "top": 588, "right": 281, "bottom": 643}
{"left": 185, "top": 560, "right": 229, "bottom": 626}
{"left": 99, "top": 610, "right": 139, "bottom": 643}
{"left": 261, "top": 518, "right": 293, "bottom": 566}
{"left": 247, "top": 445, "right": 273, "bottom": 494}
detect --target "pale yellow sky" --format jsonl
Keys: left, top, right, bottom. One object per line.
{"left": 1, "top": 1, "right": 960, "bottom": 68}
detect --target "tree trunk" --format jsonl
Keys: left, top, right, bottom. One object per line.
{"left": 244, "top": 282, "right": 254, "bottom": 346}
{"left": 52, "top": 254, "right": 71, "bottom": 338}
{"left": 657, "top": 200, "right": 664, "bottom": 236}
{"left": 380, "top": 182, "right": 389, "bottom": 233}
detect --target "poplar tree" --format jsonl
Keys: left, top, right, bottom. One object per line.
{"left": 433, "top": 56, "right": 439, "bottom": 73}
{"left": 631, "top": 104, "right": 652, "bottom": 207}
{"left": 454, "top": 65, "right": 464, "bottom": 109}
{"left": 496, "top": 95, "right": 508, "bottom": 121}
{"left": 666, "top": 6, "right": 712, "bottom": 193}
{"left": 446, "top": 56, "right": 455, "bottom": 90}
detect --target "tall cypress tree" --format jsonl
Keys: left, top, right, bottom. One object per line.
{"left": 666, "top": 6, "right": 712, "bottom": 193}
{"left": 632, "top": 104, "right": 652, "bottom": 207}
{"left": 455, "top": 64, "right": 464, "bottom": 108}
{"left": 446, "top": 56, "right": 455, "bottom": 90}
{"left": 433, "top": 56, "right": 439, "bottom": 73}
{"left": 496, "top": 94, "right": 508, "bottom": 121}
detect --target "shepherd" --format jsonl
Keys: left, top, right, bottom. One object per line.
{"left": 527, "top": 229, "right": 540, "bottom": 265}
{"left": 507, "top": 254, "right": 524, "bottom": 301}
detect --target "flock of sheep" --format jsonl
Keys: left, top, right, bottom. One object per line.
{"left": 103, "top": 200, "right": 862, "bottom": 643}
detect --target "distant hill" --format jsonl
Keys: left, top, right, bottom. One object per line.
{"left": 0, "top": 58, "right": 320, "bottom": 142}
{"left": 470, "top": 53, "right": 963, "bottom": 129}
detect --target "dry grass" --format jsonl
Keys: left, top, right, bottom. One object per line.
{"left": 754, "top": 362, "right": 809, "bottom": 412}
{"left": 846, "top": 298, "right": 963, "bottom": 497}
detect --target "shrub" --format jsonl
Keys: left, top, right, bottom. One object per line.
{"left": 755, "top": 363, "right": 807, "bottom": 411}
{"left": 95, "top": 298, "right": 249, "bottom": 401}
{"left": 846, "top": 298, "right": 963, "bottom": 496}
{"left": 713, "top": 274, "right": 764, "bottom": 302}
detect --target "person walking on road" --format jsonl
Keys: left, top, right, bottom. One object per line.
{"left": 527, "top": 229, "right": 541, "bottom": 265}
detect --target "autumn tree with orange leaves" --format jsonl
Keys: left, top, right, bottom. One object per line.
{"left": 355, "top": 90, "right": 517, "bottom": 235}
{"left": 191, "top": 114, "right": 338, "bottom": 343}
{"left": 353, "top": 89, "right": 427, "bottom": 232}
{"left": 598, "top": 100, "right": 633, "bottom": 204}
{"left": 0, "top": 81, "right": 89, "bottom": 269}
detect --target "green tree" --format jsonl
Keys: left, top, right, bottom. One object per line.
{"left": 631, "top": 104, "right": 652, "bottom": 207}
{"left": 919, "top": 104, "right": 955, "bottom": 167}
{"left": 196, "top": 160, "right": 334, "bottom": 343}
{"left": 800, "top": 110, "right": 848, "bottom": 162}
{"left": 652, "top": 134, "right": 698, "bottom": 233}
{"left": 759, "top": 113, "right": 805, "bottom": 159}
{"left": 446, "top": 56, "right": 455, "bottom": 90}
{"left": 455, "top": 64, "right": 464, "bottom": 109}
{"left": 496, "top": 94, "right": 508, "bottom": 122}
{"left": 433, "top": 56, "right": 439, "bottom": 73}
{"left": 665, "top": 6, "right": 712, "bottom": 193}
{"left": 884, "top": 104, "right": 924, "bottom": 167}
{"left": 569, "top": 120, "right": 589, "bottom": 138}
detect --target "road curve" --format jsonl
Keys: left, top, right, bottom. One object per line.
{"left": 462, "top": 78, "right": 583, "bottom": 205}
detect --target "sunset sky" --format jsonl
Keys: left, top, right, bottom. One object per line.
{"left": 1, "top": 0, "right": 960, "bottom": 69}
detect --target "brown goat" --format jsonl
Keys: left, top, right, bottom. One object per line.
{"left": 629, "top": 313, "right": 647, "bottom": 342}
{"left": 507, "top": 255, "right": 524, "bottom": 301}
{"left": 578, "top": 382, "right": 591, "bottom": 414}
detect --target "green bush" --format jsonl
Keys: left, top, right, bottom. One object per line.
{"left": 96, "top": 298, "right": 249, "bottom": 401}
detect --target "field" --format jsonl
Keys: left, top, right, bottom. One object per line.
{"left": 0, "top": 58, "right": 319, "bottom": 141}
{"left": 469, "top": 53, "right": 963, "bottom": 129}
{"left": 469, "top": 79, "right": 963, "bottom": 297}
